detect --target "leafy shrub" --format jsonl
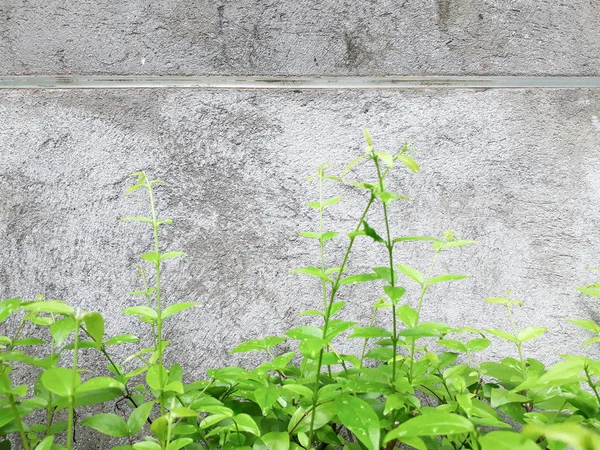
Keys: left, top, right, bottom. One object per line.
{"left": 1, "top": 129, "right": 599, "bottom": 450}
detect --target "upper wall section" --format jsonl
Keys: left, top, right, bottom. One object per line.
{"left": 1, "top": 0, "right": 598, "bottom": 76}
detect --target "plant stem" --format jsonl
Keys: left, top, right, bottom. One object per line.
{"left": 506, "top": 304, "right": 526, "bottom": 375}
{"left": 307, "top": 194, "right": 375, "bottom": 447}
{"left": 145, "top": 176, "right": 166, "bottom": 415}
{"left": 584, "top": 364, "right": 600, "bottom": 404}
{"left": 0, "top": 362, "right": 31, "bottom": 450}
{"left": 67, "top": 317, "right": 81, "bottom": 450}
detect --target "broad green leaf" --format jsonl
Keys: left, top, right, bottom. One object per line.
{"left": 383, "top": 285, "right": 406, "bottom": 305}
{"left": 299, "top": 338, "right": 327, "bottom": 359}
{"left": 13, "top": 338, "right": 45, "bottom": 346}
{"left": 289, "top": 267, "right": 333, "bottom": 283}
{"left": 396, "top": 264, "right": 424, "bottom": 285}
{"left": 335, "top": 395, "right": 380, "bottom": 450}
{"left": 372, "top": 267, "right": 398, "bottom": 284}
{"left": 105, "top": 334, "right": 139, "bottom": 345}
{"left": 170, "top": 407, "right": 197, "bottom": 418}
{"left": 326, "top": 320, "right": 357, "bottom": 340}
{"left": 34, "top": 436, "right": 55, "bottom": 450}
{"left": 282, "top": 384, "right": 314, "bottom": 398}
{"left": 21, "top": 300, "right": 74, "bottom": 316}
{"left": 146, "top": 365, "right": 167, "bottom": 391}
{"left": 233, "top": 414, "right": 261, "bottom": 436}
{"left": 517, "top": 327, "right": 546, "bottom": 342}
{"left": 50, "top": 317, "right": 75, "bottom": 346}
{"left": 122, "top": 306, "right": 157, "bottom": 321}
{"left": 576, "top": 286, "right": 600, "bottom": 298}
{"left": 254, "top": 385, "right": 280, "bottom": 415}
{"left": 340, "top": 273, "right": 380, "bottom": 285}
{"left": 81, "top": 413, "right": 129, "bottom": 437}
{"left": 426, "top": 274, "right": 470, "bottom": 287}
{"left": 41, "top": 368, "right": 80, "bottom": 397}
{"left": 151, "top": 416, "right": 169, "bottom": 441}
{"left": 288, "top": 403, "right": 336, "bottom": 434}
{"left": 362, "top": 127, "right": 373, "bottom": 146}
{"left": 167, "top": 439, "right": 193, "bottom": 450}
{"left": 133, "top": 442, "right": 161, "bottom": 450}
{"left": 398, "top": 154, "right": 420, "bottom": 173}
{"left": 375, "top": 191, "right": 409, "bottom": 205}
{"left": 384, "top": 412, "right": 474, "bottom": 441}
{"left": 84, "top": 312, "right": 104, "bottom": 344}
{"left": 286, "top": 326, "right": 322, "bottom": 340}
{"left": 162, "top": 302, "right": 199, "bottom": 319}
{"left": 465, "top": 338, "right": 491, "bottom": 352}
{"left": 479, "top": 431, "right": 540, "bottom": 450}
{"left": 397, "top": 304, "right": 418, "bottom": 328}
{"left": 438, "top": 339, "right": 467, "bottom": 353}
{"left": 126, "top": 402, "right": 153, "bottom": 435}
{"left": 260, "top": 431, "right": 290, "bottom": 450}
{"left": 490, "top": 388, "right": 529, "bottom": 408}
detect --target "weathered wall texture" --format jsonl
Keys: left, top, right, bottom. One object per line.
{"left": 0, "top": 5, "right": 599, "bottom": 443}
{"left": 0, "top": 0, "right": 599, "bottom": 76}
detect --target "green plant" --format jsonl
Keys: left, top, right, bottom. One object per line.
{"left": 1, "top": 129, "right": 599, "bottom": 450}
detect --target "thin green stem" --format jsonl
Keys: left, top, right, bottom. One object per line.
{"left": 307, "top": 194, "right": 376, "bottom": 447}
{"left": 360, "top": 308, "right": 378, "bottom": 366}
{"left": 0, "top": 362, "right": 31, "bottom": 450}
{"left": 584, "top": 365, "right": 600, "bottom": 404}
{"left": 506, "top": 305, "right": 526, "bottom": 375}
{"left": 67, "top": 317, "right": 81, "bottom": 450}
{"left": 145, "top": 177, "right": 165, "bottom": 415}
{"left": 138, "top": 265, "right": 158, "bottom": 348}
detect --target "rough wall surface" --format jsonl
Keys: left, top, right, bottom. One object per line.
{"left": 0, "top": 0, "right": 598, "bottom": 76}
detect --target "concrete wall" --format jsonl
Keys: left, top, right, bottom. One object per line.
{"left": 1, "top": 3, "right": 599, "bottom": 437}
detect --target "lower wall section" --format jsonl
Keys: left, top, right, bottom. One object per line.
{"left": 1, "top": 88, "right": 598, "bottom": 387}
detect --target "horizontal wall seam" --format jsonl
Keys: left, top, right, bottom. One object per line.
{"left": 0, "top": 76, "right": 599, "bottom": 89}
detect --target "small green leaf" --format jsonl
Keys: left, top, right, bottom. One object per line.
{"left": 13, "top": 338, "right": 45, "bottom": 346}
{"left": 568, "top": 319, "right": 600, "bottom": 333}
{"left": 34, "top": 436, "right": 55, "bottom": 450}
{"left": 0, "top": 298, "right": 22, "bottom": 322}
{"left": 162, "top": 302, "right": 199, "bottom": 319}
{"left": 286, "top": 326, "right": 322, "bottom": 340}
{"left": 384, "top": 412, "right": 474, "bottom": 441}
{"left": 260, "top": 431, "right": 290, "bottom": 450}
{"left": 288, "top": 403, "right": 336, "bottom": 434}
{"left": 342, "top": 155, "right": 367, "bottom": 177}
{"left": 140, "top": 251, "right": 160, "bottom": 263}
{"left": 146, "top": 365, "right": 167, "bottom": 391}
{"left": 282, "top": 384, "right": 313, "bottom": 398}
{"left": 397, "top": 154, "right": 420, "bottom": 173}
{"left": 84, "top": 312, "right": 104, "bottom": 344}
{"left": 254, "top": 385, "right": 280, "bottom": 415}
{"left": 465, "top": 338, "right": 491, "bottom": 352}
{"left": 490, "top": 389, "right": 529, "bottom": 408}
{"left": 50, "top": 317, "right": 76, "bottom": 347}
{"left": 340, "top": 273, "right": 380, "bottom": 285}
{"left": 299, "top": 338, "right": 327, "bottom": 359}
{"left": 479, "top": 431, "right": 539, "bottom": 450}
{"left": 167, "top": 439, "right": 193, "bottom": 450}
{"left": 485, "top": 328, "right": 517, "bottom": 343}
{"left": 21, "top": 300, "right": 74, "bottom": 316}
{"left": 383, "top": 285, "right": 406, "bottom": 305}
{"left": 81, "top": 413, "right": 129, "bottom": 437}
{"left": 397, "top": 304, "right": 419, "bottom": 328}
{"left": 105, "top": 334, "right": 139, "bottom": 346}
{"left": 364, "top": 222, "right": 385, "bottom": 244}
{"left": 396, "top": 264, "right": 425, "bottom": 285}
{"left": 335, "top": 395, "right": 380, "bottom": 450}
{"left": 160, "top": 251, "right": 186, "bottom": 261}
{"left": 289, "top": 267, "right": 333, "bottom": 283}
{"left": 297, "top": 231, "right": 320, "bottom": 239}
{"left": 576, "top": 286, "right": 600, "bottom": 298}
{"left": 133, "top": 442, "right": 161, "bottom": 450}
{"left": 362, "top": 127, "right": 373, "bottom": 146}
{"left": 438, "top": 339, "right": 467, "bottom": 353}
{"left": 522, "top": 423, "right": 600, "bottom": 450}
{"left": 426, "top": 274, "right": 470, "bottom": 287}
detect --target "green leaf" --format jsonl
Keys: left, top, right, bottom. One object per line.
{"left": 297, "top": 231, "right": 320, "bottom": 239}
{"left": 34, "top": 436, "right": 55, "bottom": 450}
{"left": 140, "top": 251, "right": 160, "bottom": 263}
{"left": 133, "top": 442, "right": 161, "bottom": 450}
{"left": 12, "top": 338, "right": 45, "bottom": 346}
{"left": 84, "top": 312, "right": 104, "bottom": 344}
{"left": 325, "top": 320, "right": 356, "bottom": 340}
{"left": 160, "top": 251, "right": 186, "bottom": 261}
{"left": 288, "top": 403, "right": 336, "bottom": 434}
{"left": 438, "top": 339, "right": 467, "bottom": 353}
{"left": 342, "top": 155, "right": 367, "bottom": 177}
{"left": 490, "top": 388, "right": 529, "bottom": 408}
{"left": 398, "top": 154, "right": 420, "bottom": 173}
{"left": 348, "top": 326, "right": 391, "bottom": 339}
{"left": 479, "top": 431, "right": 540, "bottom": 450}
{"left": 81, "top": 413, "right": 129, "bottom": 437}
{"left": 517, "top": 326, "right": 546, "bottom": 342}
{"left": 576, "top": 286, "right": 600, "bottom": 298}
{"left": 167, "top": 439, "right": 193, "bottom": 450}
{"left": 260, "top": 431, "right": 290, "bottom": 450}
{"left": 50, "top": 317, "right": 75, "bottom": 347}
{"left": 299, "top": 338, "right": 327, "bottom": 359}
{"left": 162, "top": 302, "right": 199, "bottom": 319}
{"left": 397, "top": 305, "right": 418, "bottom": 328}
{"left": 282, "top": 384, "right": 315, "bottom": 398}
{"left": 522, "top": 423, "right": 600, "bottom": 450}
{"left": 384, "top": 413, "right": 474, "bottom": 441}
{"left": 393, "top": 236, "right": 441, "bottom": 244}
{"left": 426, "top": 274, "right": 470, "bottom": 287}
{"left": 321, "top": 231, "right": 339, "bottom": 243}
{"left": 383, "top": 286, "right": 406, "bottom": 305}
{"left": 376, "top": 151, "right": 394, "bottom": 167}
{"left": 0, "top": 298, "right": 22, "bottom": 322}
{"left": 41, "top": 368, "right": 80, "bottom": 397}
{"left": 254, "top": 385, "right": 280, "bottom": 415}
{"left": 568, "top": 319, "right": 600, "bottom": 333}
{"left": 485, "top": 328, "right": 517, "bottom": 343}
{"left": 372, "top": 267, "right": 397, "bottom": 284}
{"left": 465, "top": 338, "right": 491, "bottom": 353}
{"left": 375, "top": 191, "right": 409, "bottom": 205}
{"left": 335, "top": 395, "right": 380, "bottom": 450}
{"left": 286, "top": 326, "right": 322, "bottom": 340}
{"left": 362, "top": 127, "right": 373, "bottom": 146}
{"left": 364, "top": 222, "right": 385, "bottom": 244}
{"left": 21, "top": 300, "right": 74, "bottom": 316}
{"left": 122, "top": 306, "right": 157, "bottom": 321}
{"left": 105, "top": 334, "right": 140, "bottom": 346}
{"left": 289, "top": 267, "right": 333, "bottom": 283}
{"left": 340, "top": 273, "right": 380, "bottom": 285}
{"left": 396, "top": 264, "right": 425, "bottom": 285}
{"left": 146, "top": 365, "right": 167, "bottom": 391}
{"left": 233, "top": 414, "right": 261, "bottom": 436}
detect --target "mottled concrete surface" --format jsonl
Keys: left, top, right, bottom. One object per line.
{"left": 1, "top": 88, "right": 599, "bottom": 375}
{"left": 0, "top": 0, "right": 598, "bottom": 76}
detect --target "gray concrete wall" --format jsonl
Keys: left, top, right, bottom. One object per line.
{"left": 1, "top": 0, "right": 599, "bottom": 421}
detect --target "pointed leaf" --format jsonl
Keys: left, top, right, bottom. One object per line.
{"left": 162, "top": 302, "right": 199, "bottom": 319}
{"left": 396, "top": 264, "right": 424, "bottom": 285}
{"left": 84, "top": 312, "right": 104, "bottom": 344}
{"left": 340, "top": 273, "right": 380, "bottom": 285}
{"left": 41, "top": 368, "right": 80, "bottom": 397}
{"left": 160, "top": 252, "right": 186, "bottom": 261}
{"left": 426, "top": 274, "right": 470, "bottom": 287}
{"left": 335, "top": 395, "right": 380, "bottom": 450}
{"left": 127, "top": 402, "right": 154, "bottom": 435}
{"left": 384, "top": 413, "right": 474, "bottom": 441}
{"left": 398, "top": 154, "right": 420, "bottom": 173}
{"left": 289, "top": 267, "right": 333, "bottom": 283}
{"left": 122, "top": 306, "right": 157, "bottom": 321}
{"left": 517, "top": 326, "right": 546, "bottom": 342}
{"left": 81, "top": 413, "right": 129, "bottom": 437}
